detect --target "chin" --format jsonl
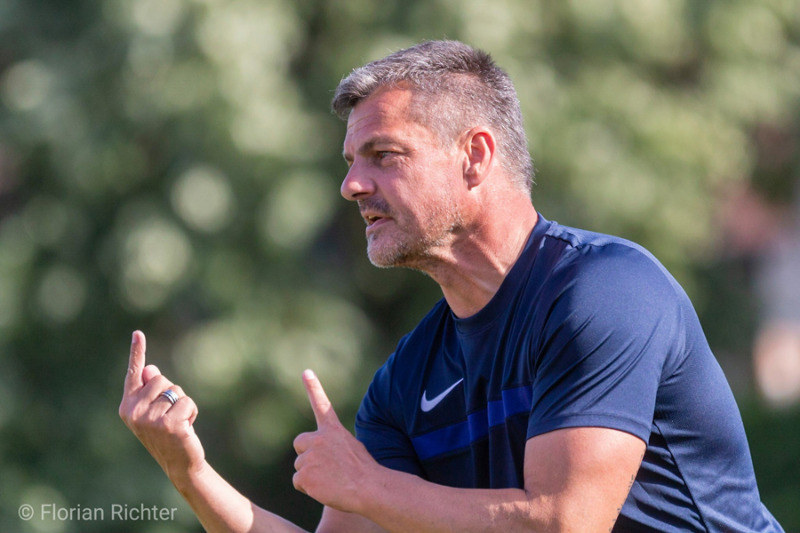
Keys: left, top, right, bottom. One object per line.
{"left": 367, "top": 241, "right": 413, "bottom": 269}
{"left": 367, "top": 249, "right": 401, "bottom": 269}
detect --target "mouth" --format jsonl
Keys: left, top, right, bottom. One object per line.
{"left": 358, "top": 199, "right": 393, "bottom": 230}
{"left": 361, "top": 211, "right": 390, "bottom": 228}
{"left": 363, "top": 215, "right": 393, "bottom": 237}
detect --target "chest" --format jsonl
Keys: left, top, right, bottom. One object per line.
{"left": 404, "top": 324, "right": 536, "bottom": 441}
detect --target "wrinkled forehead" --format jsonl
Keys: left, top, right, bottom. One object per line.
{"left": 343, "top": 85, "right": 450, "bottom": 152}
{"left": 343, "top": 88, "right": 417, "bottom": 143}
{"left": 346, "top": 85, "right": 416, "bottom": 126}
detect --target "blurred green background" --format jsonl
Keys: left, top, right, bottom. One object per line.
{"left": 1, "top": 0, "right": 799, "bottom": 531}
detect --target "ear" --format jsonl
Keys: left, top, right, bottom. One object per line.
{"left": 462, "top": 128, "right": 496, "bottom": 190}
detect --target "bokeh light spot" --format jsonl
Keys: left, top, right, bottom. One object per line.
{"left": 171, "top": 165, "right": 235, "bottom": 233}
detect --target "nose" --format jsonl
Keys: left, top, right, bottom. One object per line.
{"left": 340, "top": 161, "right": 375, "bottom": 201}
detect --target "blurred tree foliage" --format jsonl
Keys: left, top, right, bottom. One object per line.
{"left": 1, "top": 0, "right": 798, "bottom": 531}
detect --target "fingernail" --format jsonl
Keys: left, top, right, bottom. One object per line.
{"left": 303, "top": 369, "right": 315, "bottom": 380}
{"left": 131, "top": 331, "right": 138, "bottom": 344}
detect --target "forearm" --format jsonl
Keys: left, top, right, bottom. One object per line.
{"left": 172, "top": 460, "right": 308, "bottom": 533}
{"left": 121, "top": 333, "right": 311, "bottom": 533}
{"left": 350, "top": 428, "right": 643, "bottom": 533}
{"left": 355, "top": 468, "right": 541, "bottom": 533}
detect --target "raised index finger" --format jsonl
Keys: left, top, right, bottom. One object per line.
{"left": 124, "top": 330, "right": 147, "bottom": 393}
{"left": 302, "top": 369, "right": 338, "bottom": 428}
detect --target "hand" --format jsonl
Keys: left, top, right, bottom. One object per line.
{"left": 292, "top": 370, "right": 379, "bottom": 513}
{"left": 119, "top": 331, "right": 206, "bottom": 484}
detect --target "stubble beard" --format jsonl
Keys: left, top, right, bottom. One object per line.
{"left": 365, "top": 195, "right": 464, "bottom": 271}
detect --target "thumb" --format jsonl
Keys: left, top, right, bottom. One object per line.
{"left": 302, "top": 369, "right": 339, "bottom": 428}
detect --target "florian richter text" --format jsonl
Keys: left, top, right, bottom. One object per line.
{"left": 19, "top": 502, "right": 178, "bottom": 523}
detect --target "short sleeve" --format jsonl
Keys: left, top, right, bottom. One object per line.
{"left": 528, "top": 243, "right": 682, "bottom": 443}
{"left": 355, "top": 359, "right": 425, "bottom": 477}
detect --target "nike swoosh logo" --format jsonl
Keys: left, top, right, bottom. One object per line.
{"left": 420, "top": 378, "right": 464, "bottom": 412}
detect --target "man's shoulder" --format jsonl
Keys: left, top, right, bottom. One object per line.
{"left": 542, "top": 220, "right": 650, "bottom": 259}
{"left": 538, "top": 220, "right": 674, "bottom": 287}
{"left": 524, "top": 219, "right": 690, "bottom": 334}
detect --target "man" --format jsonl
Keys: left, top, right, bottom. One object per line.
{"left": 120, "top": 40, "right": 784, "bottom": 532}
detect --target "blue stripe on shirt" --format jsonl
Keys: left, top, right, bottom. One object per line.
{"left": 411, "top": 384, "right": 532, "bottom": 460}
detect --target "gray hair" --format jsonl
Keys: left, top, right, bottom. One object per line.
{"left": 332, "top": 40, "right": 534, "bottom": 193}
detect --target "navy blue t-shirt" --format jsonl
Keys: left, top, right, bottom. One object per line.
{"left": 356, "top": 215, "right": 783, "bottom": 532}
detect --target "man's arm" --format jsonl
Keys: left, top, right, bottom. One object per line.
{"left": 297, "top": 372, "right": 645, "bottom": 533}
{"left": 122, "top": 330, "right": 644, "bottom": 532}
{"left": 119, "top": 331, "right": 376, "bottom": 533}
{"left": 351, "top": 427, "right": 643, "bottom": 532}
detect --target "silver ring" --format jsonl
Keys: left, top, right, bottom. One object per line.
{"left": 160, "top": 389, "right": 179, "bottom": 405}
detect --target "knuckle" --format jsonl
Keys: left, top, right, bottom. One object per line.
{"left": 146, "top": 374, "right": 168, "bottom": 387}
{"left": 142, "top": 407, "right": 163, "bottom": 426}
{"left": 154, "top": 417, "right": 171, "bottom": 433}
{"left": 153, "top": 415, "right": 171, "bottom": 433}
{"left": 292, "top": 473, "right": 305, "bottom": 493}
{"left": 151, "top": 375, "right": 169, "bottom": 389}
{"left": 294, "top": 432, "right": 318, "bottom": 453}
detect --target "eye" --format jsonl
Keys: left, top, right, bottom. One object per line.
{"left": 376, "top": 151, "right": 392, "bottom": 160}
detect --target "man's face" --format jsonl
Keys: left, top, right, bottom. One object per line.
{"left": 341, "top": 87, "right": 466, "bottom": 269}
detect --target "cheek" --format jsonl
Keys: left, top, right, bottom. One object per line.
{"left": 389, "top": 161, "right": 462, "bottom": 219}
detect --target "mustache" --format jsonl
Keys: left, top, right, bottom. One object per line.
{"left": 357, "top": 197, "right": 392, "bottom": 217}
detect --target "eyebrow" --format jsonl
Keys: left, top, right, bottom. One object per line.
{"left": 343, "top": 136, "right": 401, "bottom": 162}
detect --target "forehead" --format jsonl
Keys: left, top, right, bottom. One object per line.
{"left": 343, "top": 87, "right": 433, "bottom": 152}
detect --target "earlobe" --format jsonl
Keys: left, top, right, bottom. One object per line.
{"left": 463, "top": 128, "right": 495, "bottom": 189}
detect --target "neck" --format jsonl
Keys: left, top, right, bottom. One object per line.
{"left": 424, "top": 203, "right": 538, "bottom": 318}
